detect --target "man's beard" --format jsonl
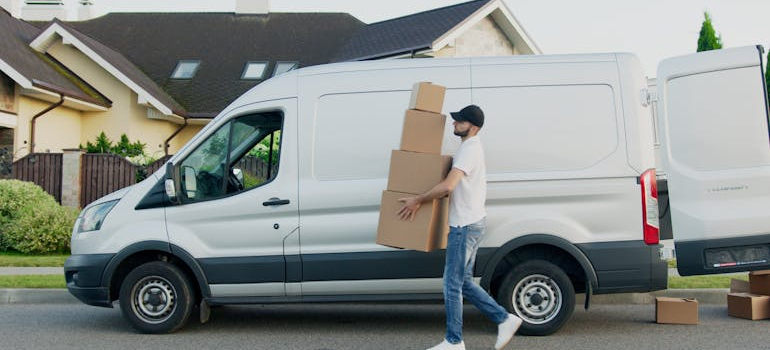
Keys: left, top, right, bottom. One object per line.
{"left": 454, "top": 128, "right": 469, "bottom": 137}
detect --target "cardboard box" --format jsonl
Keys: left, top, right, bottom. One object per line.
{"left": 655, "top": 297, "right": 698, "bottom": 325}
{"left": 387, "top": 150, "right": 452, "bottom": 195}
{"left": 727, "top": 277, "right": 770, "bottom": 320}
{"left": 749, "top": 270, "right": 770, "bottom": 295}
{"left": 727, "top": 293, "right": 770, "bottom": 320}
{"left": 376, "top": 190, "right": 449, "bottom": 252}
{"left": 409, "top": 82, "right": 446, "bottom": 114}
{"left": 400, "top": 109, "right": 447, "bottom": 154}
{"left": 731, "top": 278, "right": 750, "bottom": 293}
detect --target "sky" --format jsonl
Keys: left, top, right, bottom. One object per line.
{"left": 49, "top": 0, "right": 770, "bottom": 77}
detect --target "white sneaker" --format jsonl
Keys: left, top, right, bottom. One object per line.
{"left": 494, "top": 314, "right": 523, "bottom": 350}
{"left": 426, "top": 339, "right": 466, "bottom": 350}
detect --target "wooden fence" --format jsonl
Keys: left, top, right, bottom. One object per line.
{"left": 8, "top": 153, "right": 276, "bottom": 208}
{"left": 11, "top": 153, "right": 63, "bottom": 203}
{"left": 80, "top": 154, "right": 171, "bottom": 208}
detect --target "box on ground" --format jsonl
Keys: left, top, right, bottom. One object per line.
{"left": 387, "top": 150, "right": 452, "bottom": 195}
{"left": 400, "top": 109, "right": 447, "bottom": 154}
{"left": 655, "top": 297, "right": 698, "bottom": 325}
{"left": 409, "top": 82, "right": 446, "bottom": 114}
{"left": 749, "top": 270, "right": 770, "bottom": 295}
{"left": 727, "top": 292, "right": 770, "bottom": 320}
{"left": 376, "top": 190, "right": 449, "bottom": 252}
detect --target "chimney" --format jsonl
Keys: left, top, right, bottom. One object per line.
{"left": 235, "top": 0, "right": 269, "bottom": 15}
{"left": 77, "top": 0, "right": 93, "bottom": 21}
{"left": 20, "top": 0, "right": 66, "bottom": 20}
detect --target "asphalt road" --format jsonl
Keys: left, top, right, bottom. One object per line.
{"left": 1, "top": 302, "right": 769, "bottom": 350}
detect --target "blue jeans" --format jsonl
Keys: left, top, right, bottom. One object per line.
{"left": 444, "top": 218, "right": 509, "bottom": 344}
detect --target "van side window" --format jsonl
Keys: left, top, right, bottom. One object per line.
{"left": 179, "top": 112, "right": 283, "bottom": 202}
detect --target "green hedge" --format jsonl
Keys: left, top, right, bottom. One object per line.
{"left": 0, "top": 180, "right": 79, "bottom": 254}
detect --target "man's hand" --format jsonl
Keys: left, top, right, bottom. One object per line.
{"left": 397, "top": 196, "right": 422, "bottom": 221}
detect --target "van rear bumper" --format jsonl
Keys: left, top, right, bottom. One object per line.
{"left": 64, "top": 254, "right": 115, "bottom": 307}
{"left": 577, "top": 241, "right": 668, "bottom": 294}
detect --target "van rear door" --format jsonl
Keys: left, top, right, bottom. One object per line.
{"left": 657, "top": 45, "right": 770, "bottom": 276}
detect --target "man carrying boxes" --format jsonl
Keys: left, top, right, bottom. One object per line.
{"left": 379, "top": 82, "right": 521, "bottom": 350}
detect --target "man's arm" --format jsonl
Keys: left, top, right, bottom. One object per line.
{"left": 397, "top": 168, "right": 465, "bottom": 221}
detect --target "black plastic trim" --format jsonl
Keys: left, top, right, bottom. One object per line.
{"left": 134, "top": 177, "right": 169, "bottom": 210}
{"left": 99, "top": 241, "right": 211, "bottom": 300}
{"left": 301, "top": 250, "right": 446, "bottom": 282}
{"left": 206, "top": 293, "right": 444, "bottom": 306}
{"left": 198, "top": 255, "right": 285, "bottom": 284}
{"left": 64, "top": 254, "right": 115, "bottom": 307}
{"left": 478, "top": 234, "right": 599, "bottom": 292}
{"left": 577, "top": 240, "right": 667, "bottom": 294}
{"left": 676, "top": 233, "right": 770, "bottom": 276}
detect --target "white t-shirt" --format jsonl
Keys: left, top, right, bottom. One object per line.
{"left": 449, "top": 136, "right": 486, "bottom": 227}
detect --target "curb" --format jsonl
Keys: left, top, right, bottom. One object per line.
{"left": 0, "top": 289, "right": 79, "bottom": 304}
{"left": 0, "top": 288, "right": 729, "bottom": 305}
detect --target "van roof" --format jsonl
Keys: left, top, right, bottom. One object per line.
{"left": 297, "top": 52, "right": 635, "bottom": 77}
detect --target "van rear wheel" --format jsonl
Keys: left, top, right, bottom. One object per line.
{"left": 119, "top": 261, "right": 194, "bottom": 334}
{"left": 496, "top": 259, "right": 575, "bottom": 336}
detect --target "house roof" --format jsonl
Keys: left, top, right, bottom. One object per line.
{"left": 37, "top": 18, "right": 186, "bottom": 117}
{"left": 65, "top": 12, "right": 365, "bottom": 117}
{"left": 332, "top": 0, "right": 493, "bottom": 61}
{"left": 0, "top": 9, "right": 110, "bottom": 108}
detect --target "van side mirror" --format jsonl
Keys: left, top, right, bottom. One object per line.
{"left": 164, "top": 163, "right": 178, "bottom": 202}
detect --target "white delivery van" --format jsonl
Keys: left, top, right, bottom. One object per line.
{"left": 64, "top": 45, "right": 770, "bottom": 335}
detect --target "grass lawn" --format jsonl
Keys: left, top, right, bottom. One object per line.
{"left": 0, "top": 275, "right": 66, "bottom": 288}
{"left": 0, "top": 252, "right": 68, "bottom": 267}
{"left": 668, "top": 274, "right": 746, "bottom": 289}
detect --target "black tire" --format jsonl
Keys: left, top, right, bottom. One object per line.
{"left": 119, "top": 261, "right": 194, "bottom": 334}
{"left": 496, "top": 259, "right": 575, "bottom": 336}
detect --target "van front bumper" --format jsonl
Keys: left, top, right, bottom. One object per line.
{"left": 64, "top": 254, "right": 115, "bottom": 308}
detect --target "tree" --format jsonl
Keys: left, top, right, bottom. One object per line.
{"left": 697, "top": 11, "right": 722, "bottom": 52}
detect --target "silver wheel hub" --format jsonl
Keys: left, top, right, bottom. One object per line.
{"left": 132, "top": 276, "right": 176, "bottom": 324}
{"left": 512, "top": 274, "right": 562, "bottom": 325}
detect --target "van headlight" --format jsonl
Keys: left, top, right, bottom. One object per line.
{"left": 76, "top": 200, "right": 119, "bottom": 234}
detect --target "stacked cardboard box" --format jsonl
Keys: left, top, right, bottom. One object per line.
{"left": 376, "top": 82, "right": 452, "bottom": 252}
{"left": 727, "top": 270, "right": 770, "bottom": 320}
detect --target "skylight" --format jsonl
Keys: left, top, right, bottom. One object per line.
{"left": 242, "top": 62, "right": 268, "bottom": 80}
{"left": 171, "top": 60, "right": 200, "bottom": 79}
{"left": 273, "top": 62, "right": 298, "bottom": 77}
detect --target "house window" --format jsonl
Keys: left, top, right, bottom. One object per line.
{"left": 242, "top": 62, "right": 268, "bottom": 80}
{"left": 273, "top": 62, "right": 298, "bottom": 77}
{"left": 0, "top": 72, "right": 16, "bottom": 114}
{"left": 171, "top": 60, "right": 200, "bottom": 79}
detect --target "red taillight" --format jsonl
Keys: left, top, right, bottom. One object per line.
{"left": 640, "top": 169, "right": 660, "bottom": 245}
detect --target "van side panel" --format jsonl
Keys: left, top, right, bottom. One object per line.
{"left": 296, "top": 62, "right": 471, "bottom": 294}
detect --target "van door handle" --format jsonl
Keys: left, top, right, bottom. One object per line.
{"left": 263, "top": 197, "right": 290, "bottom": 206}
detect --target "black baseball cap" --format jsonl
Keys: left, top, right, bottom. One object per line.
{"left": 450, "top": 104, "right": 484, "bottom": 128}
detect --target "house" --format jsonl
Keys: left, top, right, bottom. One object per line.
{"left": 0, "top": 0, "right": 540, "bottom": 164}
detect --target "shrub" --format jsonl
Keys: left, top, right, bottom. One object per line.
{"left": 0, "top": 180, "right": 57, "bottom": 250}
{"left": 0, "top": 180, "right": 79, "bottom": 254}
{"left": 3, "top": 204, "right": 79, "bottom": 254}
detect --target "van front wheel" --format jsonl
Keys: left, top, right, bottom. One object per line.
{"left": 119, "top": 261, "right": 194, "bottom": 334}
{"left": 496, "top": 259, "right": 575, "bottom": 336}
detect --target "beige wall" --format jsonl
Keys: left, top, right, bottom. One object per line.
{"left": 46, "top": 42, "right": 182, "bottom": 158}
{"left": 14, "top": 95, "right": 81, "bottom": 158}
{"left": 434, "top": 16, "right": 516, "bottom": 58}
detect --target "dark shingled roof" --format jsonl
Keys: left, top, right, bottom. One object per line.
{"left": 332, "top": 0, "right": 492, "bottom": 61}
{"left": 0, "top": 9, "right": 109, "bottom": 106}
{"left": 49, "top": 18, "right": 185, "bottom": 115}
{"left": 67, "top": 12, "right": 365, "bottom": 116}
